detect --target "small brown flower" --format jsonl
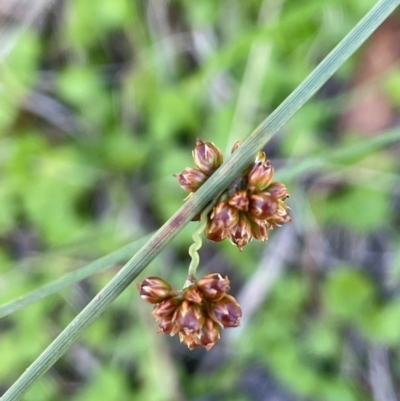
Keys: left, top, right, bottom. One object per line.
{"left": 175, "top": 138, "right": 292, "bottom": 251}
{"left": 204, "top": 220, "right": 230, "bottom": 242}
{"left": 229, "top": 213, "right": 252, "bottom": 251}
{"left": 249, "top": 192, "right": 279, "bottom": 220}
{"left": 174, "top": 167, "right": 208, "bottom": 192}
{"left": 198, "top": 317, "right": 221, "bottom": 351}
{"left": 197, "top": 273, "right": 230, "bottom": 300}
{"left": 208, "top": 294, "right": 242, "bottom": 328}
{"left": 183, "top": 285, "right": 203, "bottom": 304}
{"left": 268, "top": 201, "right": 292, "bottom": 227}
{"left": 174, "top": 301, "right": 205, "bottom": 334}
{"left": 138, "top": 277, "right": 176, "bottom": 304}
{"left": 152, "top": 296, "right": 181, "bottom": 319}
{"left": 247, "top": 161, "right": 274, "bottom": 191}
{"left": 138, "top": 273, "right": 241, "bottom": 351}
{"left": 228, "top": 190, "right": 249, "bottom": 212}
{"left": 249, "top": 219, "right": 269, "bottom": 241}
{"left": 207, "top": 201, "right": 239, "bottom": 234}
{"left": 266, "top": 182, "right": 288, "bottom": 200}
{"left": 192, "top": 138, "right": 223, "bottom": 176}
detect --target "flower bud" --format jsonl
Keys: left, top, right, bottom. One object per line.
{"left": 174, "top": 301, "right": 205, "bottom": 334}
{"left": 267, "top": 182, "right": 288, "bottom": 200}
{"left": 157, "top": 317, "right": 177, "bottom": 335}
{"left": 249, "top": 192, "right": 279, "bottom": 220}
{"left": 267, "top": 201, "right": 292, "bottom": 227}
{"left": 247, "top": 161, "right": 274, "bottom": 191}
{"left": 183, "top": 285, "right": 203, "bottom": 304}
{"left": 193, "top": 138, "right": 223, "bottom": 175}
{"left": 198, "top": 273, "right": 230, "bottom": 300}
{"left": 138, "top": 277, "right": 176, "bottom": 304}
{"left": 174, "top": 167, "right": 208, "bottom": 192}
{"left": 208, "top": 294, "right": 242, "bottom": 328}
{"left": 229, "top": 213, "right": 252, "bottom": 251}
{"left": 204, "top": 222, "right": 229, "bottom": 242}
{"left": 249, "top": 219, "right": 269, "bottom": 241}
{"left": 228, "top": 190, "right": 249, "bottom": 211}
{"left": 207, "top": 201, "right": 239, "bottom": 234}
{"left": 152, "top": 297, "right": 182, "bottom": 319}
{"left": 198, "top": 317, "right": 221, "bottom": 350}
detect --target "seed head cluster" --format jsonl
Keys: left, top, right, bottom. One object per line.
{"left": 138, "top": 273, "right": 241, "bottom": 350}
{"left": 174, "top": 139, "right": 292, "bottom": 250}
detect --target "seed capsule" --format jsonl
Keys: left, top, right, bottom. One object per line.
{"left": 183, "top": 285, "right": 203, "bottom": 304}
{"left": 204, "top": 221, "right": 230, "bottom": 242}
{"left": 174, "top": 301, "right": 205, "bottom": 334}
{"left": 192, "top": 138, "right": 223, "bottom": 176}
{"left": 249, "top": 192, "right": 279, "bottom": 220}
{"left": 198, "top": 317, "right": 221, "bottom": 350}
{"left": 198, "top": 273, "right": 230, "bottom": 300}
{"left": 249, "top": 219, "right": 269, "bottom": 241}
{"left": 208, "top": 294, "right": 242, "bottom": 328}
{"left": 267, "top": 182, "right": 288, "bottom": 200}
{"left": 229, "top": 213, "right": 252, "bottom": 251}
{"left": 152, "top": 297, "right": 182, "bottom": 319}
{"left": 247, "top": 161, "right": 274, "bottom": 191}
{"left": 138, "top": 277, "right": 176, "bottom": 304}
{"left": 208, "top": 201, "right": 239, "bottom": 233}
{"left": 228, "top": 190, "right": 249, "bottom": 211}
{"left": 174, "top": 167, "right": 208, "bottom": 192}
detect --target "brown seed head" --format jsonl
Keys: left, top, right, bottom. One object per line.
{"left": 198, "top": 273, "right": 230, "bottom": 300}
{"left": 138, "top": 277, "right": 176, "bottom": 304}
{"left": 193, "top": 138, "right": 223, "bottom": 176}
{"left": 174, "top": 301, "right": 205, "bottom": 334}
{"left": 157, "top": 317, "right": 176, "bottom": 335}
{"left": 249, "top": 219, "right": 269, "bottom": 241}
{"left": 208, "top": 294, "right": 242, "bottom": 328}
{"left": 228, "top": 190, "right": 249, "bottom": 211}
{"left": 183, "top": 285, "right": 203, "bottom": 304}
{"left": 267, "top": 182, "right": 288, "bottom": 200}
{"left": 229, "top": 213, "right": 253, "bottom": 251}
{"left": 198, "top": 317, "right": 221, "bottom": 351}
{"left": 247, "top": 161, "right": 274, "bottom": 191}
{"left": 208, "top": 201, "right": 239, "bottom": 233}
{"left": 152, "top": 296, "right": 182, "bottom": 319}
{"left": 204, "top": 221, "right": 230, "bottom": 242}
{"left": 174, "top": 167, "right": 208, "bottom": 192}
{"left": 267, "top": 201, "right": 292, "bottom": 227}
{"left": 249, "top": 192, "right": 279, "bottom": 220}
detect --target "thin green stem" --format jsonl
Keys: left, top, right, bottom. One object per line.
{"left": 187, "top": 202, "right": 215, "bottom": 280}
{"left": 0, "top": 234, "right": 151, "bottom": 319}
{"left": 2, "top": 1, "right": 398, "bottom": 400}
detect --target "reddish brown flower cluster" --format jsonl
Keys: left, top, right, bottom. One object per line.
{"left": 175, "top": 139, "right": 292, "bottom": 250}
{"left": 138, "top": 273, "right": 241, "bottom": 350}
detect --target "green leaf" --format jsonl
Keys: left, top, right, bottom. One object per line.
{"left": 323, "top": 267, "right": 375, "bottom": 320}
{"left": 361, "top": 299, "right": 400, "bottom": 344}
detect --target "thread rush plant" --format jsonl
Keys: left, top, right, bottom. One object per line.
{"left": 138, "top": 139, "right": 291, "bottom": 350}
{"left": 2, "top": 0, "right": 399, "bottom": 399}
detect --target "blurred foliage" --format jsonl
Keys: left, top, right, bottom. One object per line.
{"left": 1, "top": 0, "right": 400, "bottom": 400}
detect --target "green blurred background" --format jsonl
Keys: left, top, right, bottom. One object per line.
{"left": 1, "top": 0, "right": 400, "bottom": 400}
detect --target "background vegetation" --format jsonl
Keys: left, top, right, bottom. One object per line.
{"left": 1, "top": 0, "right": 400, "bottom": 400}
